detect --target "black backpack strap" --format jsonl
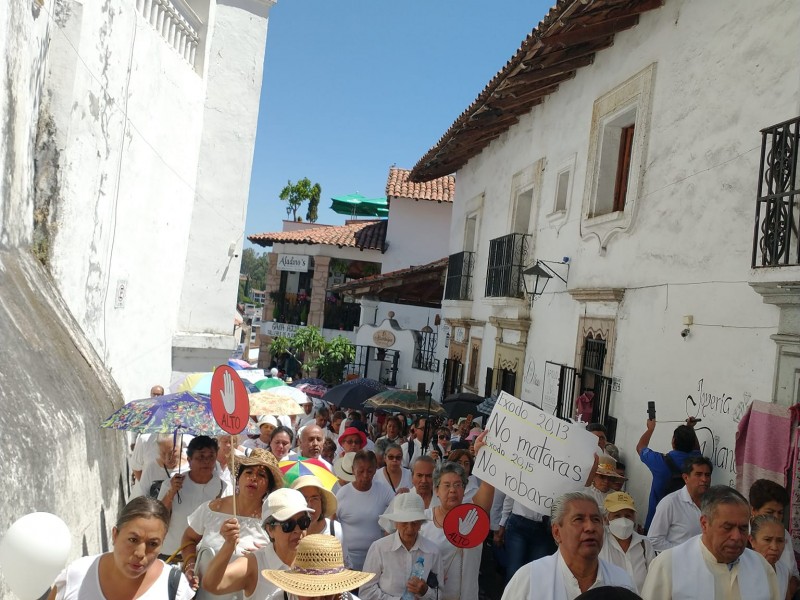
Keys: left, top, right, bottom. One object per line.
{"left": 408, "top": 440, "right": 415, "bottom": 461}
{"left": 168, "top": 565, "right": 181, "bottom": 600}
{"left": 664, "top": 454, "right": 680, "bottom": 473}
{"left": 329, "top": 518, "right": 335, "bottom": 535}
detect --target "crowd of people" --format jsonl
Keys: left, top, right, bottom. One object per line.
{"left": 45, "top": 381, "right": 800, "bottom": 600}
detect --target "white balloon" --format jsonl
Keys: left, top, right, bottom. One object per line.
{"left": 0, "top": 512, "right": 72, "bottom": 600}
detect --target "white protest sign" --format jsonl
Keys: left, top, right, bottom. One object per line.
{"left": 473, "top": 391, "right": 598, "bottom": 514}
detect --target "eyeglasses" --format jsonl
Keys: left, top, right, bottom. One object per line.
{"left": 438, "top": 434, "right": 449, "bottom": 439}
{"left": 269, "top": 514, "right": 312, "bottom": 533}
{"left": 386, "top": 454, "right": 402, "bottom": 461}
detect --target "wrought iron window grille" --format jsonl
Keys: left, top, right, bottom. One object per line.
{"left": 445, "top": 251, "right": 475, "bottom": 301}
{"left": 753, "top": 116, "right": 800, "bottom": 267}
{"left": 485, "top": 233, "right": 530, "bottom": 298}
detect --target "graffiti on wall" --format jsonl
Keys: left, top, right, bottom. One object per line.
{"left": 684, "top": 378, "right": 749, "bottom": 487}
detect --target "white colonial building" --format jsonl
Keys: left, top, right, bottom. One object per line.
{"left": 409, "top": 0, "right": 800, "bottom": 509}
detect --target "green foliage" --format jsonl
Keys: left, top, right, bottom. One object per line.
{"left": 239, "top": 248, "right": 269, "bottom": 291}
{"left": 269, "top": 328, "right": 354, "bottom": 383}
{"left": 279, "top": 178, "right": 322, "bottom": 222}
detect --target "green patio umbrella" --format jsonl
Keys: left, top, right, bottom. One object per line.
{"left": 330, "top": 193, "right": 389, "bottom": 217}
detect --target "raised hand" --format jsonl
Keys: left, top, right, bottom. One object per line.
{"left": 222, "top": 371, "right": 236, "bottom": 412}
{"left": 458, "top": 507, "right": 479, "bottom": 535}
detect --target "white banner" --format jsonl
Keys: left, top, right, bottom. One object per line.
{"left": 277, "top": 254, "right": 310, "bottom": 272}
{"left": 473, "top": 391, "right": 598, "bottom": 515}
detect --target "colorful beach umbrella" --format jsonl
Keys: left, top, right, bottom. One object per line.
{"left": 278, "top": 459, "right": 338, "bottom": 490}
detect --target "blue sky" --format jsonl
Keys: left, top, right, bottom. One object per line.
{"left": 244, "top": 0, "right": 554, "bottom": 249}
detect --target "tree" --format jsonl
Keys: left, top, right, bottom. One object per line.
{"left": 279, "top": 178, "right": 322, "bottom": 222}
{"left": 239, "top": 248, "right": 269, "bottom": 291}
{"left": 269, "top": 327, "right": 355, "bottom": 384}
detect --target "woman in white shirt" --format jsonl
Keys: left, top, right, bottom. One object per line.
{"left": 47, "top": 496, "right": 194, "bottom": 600}
{"left": 376, "top": 443, "right": 412, "bottom": 494}
{"left": 180, "top": 449, "right": 283, "bottom": 596}
{"left": 202, "top": 489, "right": 314, "bottom": 599}
{"left": 420, "top": 432, "right": 494, "bottom": 600}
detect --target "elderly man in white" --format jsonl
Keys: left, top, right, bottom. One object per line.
{"left": 642, "top": 485, "right": 780, "bottom": 600}
{"left": 598, "top": 491, "right": 655, "bottom": 593}
{"left": 361, "top": 492, "right": 442, "bottom": 600}
{"left": 648, "top": 456, "right": 712, "bottom": 552}
{"left": 502, "top": 492, "right": 635, "bottom": 600}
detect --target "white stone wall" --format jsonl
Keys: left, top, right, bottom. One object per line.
{"left": 174, "top": 0, "right": 275, "bottom": 370}
{"left": 442, "top": 0, "right": 800, "bottom": 509}
{"left": 382, "top": 197, "right": 452, "bottom": 273}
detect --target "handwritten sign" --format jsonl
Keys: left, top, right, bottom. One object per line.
{"left": 473, "top": 391, "right": 598, "bottom": 514}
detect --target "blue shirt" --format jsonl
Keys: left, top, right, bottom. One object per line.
{"left": 639, "top": 447, "right": 700, "bottom": 530}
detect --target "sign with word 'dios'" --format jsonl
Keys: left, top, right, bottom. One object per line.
{"left": 473, "top": 392, "right": 598, "bottom": 515}
{"left": 211, "top": 365, "right": 250, "bottom": 434}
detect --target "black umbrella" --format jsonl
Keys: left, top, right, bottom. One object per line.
{"left": 322, "top": 378, "right": 386, "bottom": 411}
{"left": 442, "top": 392, "right": 484, "bottom": 421}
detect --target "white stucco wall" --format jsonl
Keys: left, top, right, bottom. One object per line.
{"left": 382, "top": 197, "right": 452, "bottom": 272}
{"left": 174, "top": 0, "right": 275, "bottom": 368}
{"left": 441, "top": 0, "right": 800, "bottom": 511}
{"left": 34, "top": 0, "right": 274, "bottom": 399}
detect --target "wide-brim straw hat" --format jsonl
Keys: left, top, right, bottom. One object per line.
{"left": 595, "top": 461, "right": 626, "bottom": 479}
{"left": 235, "top": 449, "right": 284, "bottom": 489}
{"left": 291, "top": 475, "right": 338, "bottom": 519}
{"left": 333, "top": 452, "right": 356, "bottom": 482}
{"left": 262, "top": 534, "right": 375, "bottom": 596}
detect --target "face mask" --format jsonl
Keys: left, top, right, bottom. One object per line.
{"left": 608, "top": 517, "right": 635, "bottom": 540}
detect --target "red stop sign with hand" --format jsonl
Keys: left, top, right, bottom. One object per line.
{"left": 210, "top": 365, "right": 249, "bottom": 434}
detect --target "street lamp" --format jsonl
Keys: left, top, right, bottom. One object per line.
{"left": 522, "top": 258, "right": 569, "bottom": 301}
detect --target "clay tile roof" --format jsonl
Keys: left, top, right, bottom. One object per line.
{"left": 409, "top": 0, "right": 664, "bottom": 182}
{"left": 332, "top": 257, "right": 449, "bottom": 292}
{"left": 248, "top": 220, "right": 387, "bottom": 252}
{"left": 385, "top": 168, "right": 455, "bottom": 203}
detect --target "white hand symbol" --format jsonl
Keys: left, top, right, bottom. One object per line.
{"left": 222, "top": 371, "right": 236, "bottom": 412}
{"left": 458, "top": 508, "right": 479, "bottom": 536}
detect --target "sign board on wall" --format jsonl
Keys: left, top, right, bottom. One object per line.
{"left": 277, "top": 254, "right": 310, "bottom": 272}
{"left": 372, "top": 330, "right": 396, "bottom": 348}
{"left": 262, "top": 322, "right": 301, "bottom": 337}
{"left": 473, "top": 392, "right": 598, "bottom": 514}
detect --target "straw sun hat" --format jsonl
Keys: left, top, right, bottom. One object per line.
{"left": 234, "top": 448, "right": 284, "bottom": 489}
{"left": 262, "top": 534, "right": 375, "bottom": 597}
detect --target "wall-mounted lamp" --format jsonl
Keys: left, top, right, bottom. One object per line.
{"left": 522, "top": 258, "right": 570, "bottom": 301}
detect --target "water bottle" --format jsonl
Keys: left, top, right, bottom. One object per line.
{"left": 401, "top": 557, "right": 425, "bottom": 600}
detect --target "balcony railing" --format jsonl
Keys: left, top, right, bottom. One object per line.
{"left": 444, "top": 251, "right": 474, "bottom": 301}
{"left": 413, "top": 330, "right": 438, "bottom": 372}
{"left": 753, "top": 116, "right": 800, "bottom": 267}
{"left": 136, "top": 0, "right": 201, "bottom": 68}
{"left": 273, "top": 298, "right": 308, "bottom": 325}
{"left": 485, "top": 233, "right": 530, "bottom": 298}
{"left": 323, "top": 300, "right": 361, "bottom": 331}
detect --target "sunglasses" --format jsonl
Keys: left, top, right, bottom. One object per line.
{"left": 269, "top": 514, "right": 312, "bottom": 533}
{"left": 438, "top": 434, "right": 449, "bottom": 439}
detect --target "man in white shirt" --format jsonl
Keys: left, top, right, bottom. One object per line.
{"left": 642, "top": 485, "right": 780, "bottom": 600}
{"left": 401, "top": 417, "right": 432, "bottom": 469}
{"left": 495, "top": 495, "right": 556, "bottom": 584}
{"left": 502, "top": 492, "right": 635, "bottom": 599}
{"left": 410, "top": 456, "right": 436, "bottom": 509}
{"left": 648, "top": 456, "right": 711, "bottom": 552}
{"left": 598, "top": 492, "right": 655, "bottom": 593}
{"left": 335, "top": 450, "right": 395, "bottom": 570}
{"left": 361, "top": 492, "right": 442, "bottom": 600}
{"left": 296, "top": 425, "right": 332, "bottom": 470}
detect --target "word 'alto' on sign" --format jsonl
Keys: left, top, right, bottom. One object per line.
{"left": 473, "top": 391, "right": 598, "bottom": 514}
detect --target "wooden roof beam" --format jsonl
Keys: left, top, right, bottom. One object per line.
{"left": 542, "top": 14, "right": 640, "bottom": 47}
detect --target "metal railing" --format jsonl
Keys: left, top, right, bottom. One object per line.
{"left": 444, "top": 251, "right": 474, "bottom": 300}
{"left": 485, "top": 233, "right": 530, "bottom": 298}
{"left": 753, "top": 116, "right": 800, "bottom": 267}
{"left": 413, "top": 330, "right": 438, "bottom": 372}
{"left": 323, "top": 300, "right": 361, "bottom": 331}
{"left": 136, "top": 0, "right": 201, "bottom": 68}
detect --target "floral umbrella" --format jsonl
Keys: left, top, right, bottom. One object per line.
{"left": 278, "top": 459, "right": 338, "bottom": 490}
{"left": 294, "top": 383, "right": 328, "bottom": 399}
{"left": 100, "top": 391, "right": 259, "bottom": 436}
